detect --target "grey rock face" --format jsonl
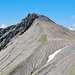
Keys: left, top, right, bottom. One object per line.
{"left": 0, "top": 13, "right": 55, "bottom": 51}
{"left": 32, "top": 44, "right": 75, "bottom": 75}
{"left": 0, "top": 13, "right": 75, "bottom": 75}
{"left": 0, "top": 13, "right": 53, "bottom": 51}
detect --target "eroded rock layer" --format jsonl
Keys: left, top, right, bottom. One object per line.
{"left": 0, "top": 13, "right": 75, "bottom": 75}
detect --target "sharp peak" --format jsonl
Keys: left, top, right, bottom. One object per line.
{"left": 22, "top": 13, "right": 55, "bottom": 23}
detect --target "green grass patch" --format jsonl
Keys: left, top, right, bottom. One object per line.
{"left": 69, "top": 68, "right": 74, "bottom": 75}
{"left": 38, "top": 35, "right": 47, "bottom": 45}
{"left": 7, "top": 54, "right": 33, "bottom": 75}
{"left": 32, "top": 62, "right": 56, "bottom": 75}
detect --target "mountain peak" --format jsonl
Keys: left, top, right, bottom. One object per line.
{"left": 0, "top": 13, "right": 55, "bottom": 51}
{"left": 0, "top": 13, "right": 75, "bottom": 75}
{"left": 21, "top": 13, "right": 55, "bottom": 23}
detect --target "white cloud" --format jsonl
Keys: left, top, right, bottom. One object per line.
{"left": 69, "top": 28, "right": 74, "bottom": 30}
{"left": 73, "top": 24, "right": 75, "bottom": 26}
{"left": 68, "top": 24, "right": 75, "bottom": 30}
{"left": 0, "top": 24, "right": 7, "bottom": 28}
{"left": 71, "top": 16, "right": 74, "bottom": 20}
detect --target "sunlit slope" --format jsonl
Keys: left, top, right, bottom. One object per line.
{"left": 32, "top": 43, "right": 75, "bottom": 75}
{"left": 0, "top": 16, "right": 75, "bottom": 75}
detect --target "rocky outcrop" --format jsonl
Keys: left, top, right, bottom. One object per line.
{"left": 0, "top": 13, "right": 44, "bottom": 51}
{"left": 0, "top": 13, "right": 75, "bottom": 75}
{"left": 0, "top": 13, "right": 55, "bottom": 51}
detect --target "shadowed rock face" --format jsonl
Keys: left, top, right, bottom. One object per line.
{"left": 0, "top": 13, "right": 75, "bottom": 75}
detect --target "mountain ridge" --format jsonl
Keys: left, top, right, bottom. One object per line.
{"left": 0, "top": 13, "right": 75, "bottom": 75}
{"left": 0, "top": 13, "right": 55, "bottom": 51}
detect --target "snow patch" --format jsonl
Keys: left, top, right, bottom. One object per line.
{"left": 47, "top": 49, "right": 61, "bottom": 63}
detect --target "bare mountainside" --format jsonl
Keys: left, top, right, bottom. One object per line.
{"left": 0, "top": 13, "right": 75, "bottom": 75}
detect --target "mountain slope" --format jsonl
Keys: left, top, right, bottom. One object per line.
{"left": 0, "top": 13, "right": 39, "bottom": 51}
{"left": 0, "top": 13, "right": 75, "bottom": 75}
{"left": 32, "top": 43, "right": 75, "bottom": 75}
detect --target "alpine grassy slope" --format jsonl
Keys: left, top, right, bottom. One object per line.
{"left": 0, "top": 13, "right": 75, "bottom": 75}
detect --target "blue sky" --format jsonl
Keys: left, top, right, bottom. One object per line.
{"left": 0, "top": 0, "right": 75, "bottom": 30}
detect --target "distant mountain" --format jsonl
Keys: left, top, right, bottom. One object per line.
{"left": 0, "top": 13, "right": 75, "bottom": 75}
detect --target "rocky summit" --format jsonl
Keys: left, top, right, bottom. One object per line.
{"left": 0, "top": 13, "right": 75, "bottom": 75}
{"left": 0, "top": 13, "right": 55, "bottom": 51}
